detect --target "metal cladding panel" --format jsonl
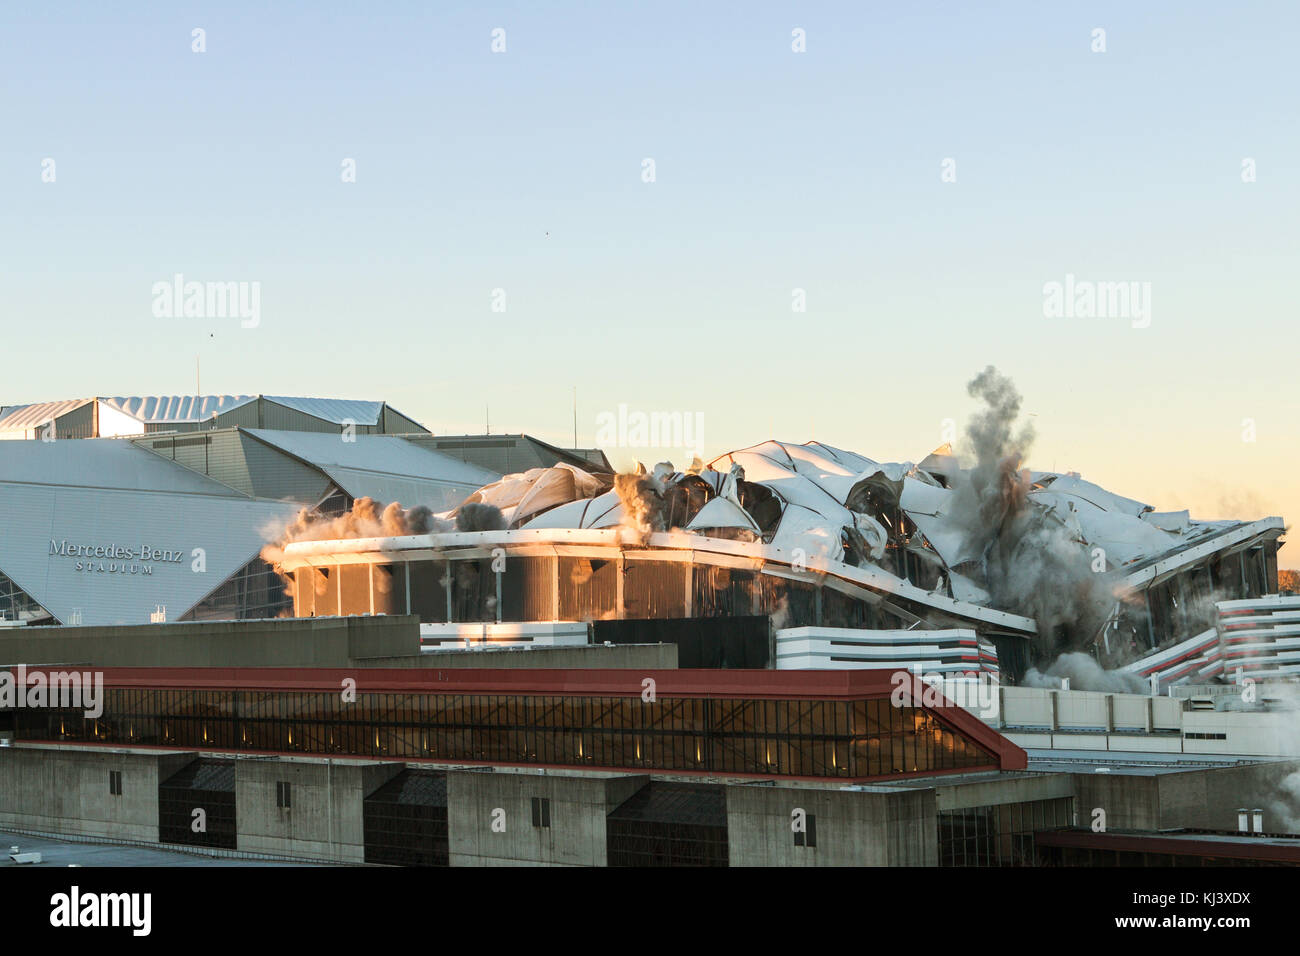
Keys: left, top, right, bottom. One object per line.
{"left": 414, "top": 435, "right": 597, "bottom": 475}
{"left": 624, "top": 562, "right": 689, "bottom": 619}
{"left": 137, "top": 432, "right": 260, "bottom": 497}
{"left": 417, "top": 436, "right": 538, "bottom": 475}
{"left": 263, "top": 431, "right": 498, "bottom": 486}
{"left": 558, "top": 556, "right": 618, "bottom": 621}
{"left": 0, "top": 483, "right": 299, "bottom": 625}
{"left": 245, "top": 430, "right": 497, "bottom": 508}
{"left": 452, "top": 559, "right": 495, "bottom": 622}
{"left": 371, "top": 564, "right": 405, "bottom": 615}
{"left": 340, "top": 564, "right": 371, "bottom": 613}
{"left": 409, "top": 561, "right": 447, "bottom": 623}
{"left": 759, "top": 574, "right": 817, "bottom": 628}
{"left": 202, "top": 431, "right": 253, "bottom": 493}
{"left": 101, "top": 395, "right": 257, "bottom": 424}
{"left": 294, "top": 567, "right": 317, "bottom": 617}
{"left": 318, "top": 565, "right": 341, "bottom": 615}
{"left": 693, "top": 564, "right": 755, "bottom": 617}
{"left": 146, "top": 433, "right": 215, "bottom": 478}
{"left": 259, "top": 402, "right": 345, "bottom": 433}
{"left": 213, "top": 401, "right": 262, "bottom": 430}
{"left": 263, "top": 396, "right": 384, "bottom": 426}
{"left": 143, "top": 429, "right": 332, "bottom": 504}
{"left": 0, "top": 437, "right": 247, "bottom": 496}
{"left": 0, "top": 399, "right": 93, "bottom": 433}
{"left": 54, "top": 402, "right": 96, "bottom": 439}
{"left": 500, "top": 555, "right": 556, "bottom": 621}
{"left": 235, "top": 432, "right": 331, "bottom": 503}
{"left": 382, "top": 405, "right": 429, "bottom": 435}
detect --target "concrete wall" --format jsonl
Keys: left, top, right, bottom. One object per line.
{"left": 1156, "top": 758, "right": 1300, "bottom": 834}
{"left": 5, "top": 740, "right": 1293, "bottom": 864}
{"left": 997, "top": 687, "right": 1182, "bottom": 734}
{"left": 0, "top": 744, "right": 192, "bottom": 842}
{"left": 1071, "top": 773, "right": 1163, "bottom": 832}
{"left": 0, "top": 615, "right": 675, "bottom": 671}
{"left": 447, "top": 769, "right": 647, "bottom": 867}
{"left": 933, "top": 773, "right": 1075, "bottom": 812}
{"left": 233, "top": 757, "right": 402, "bottom": 863}
{"left": 0, "top": 614, "right": 418, "bottom": 668}
{"left": 725, "top": 785, "right": 937, "bottom": 866}
{"left": 1073, "top": 760, "right": 1300, "bottom": 835}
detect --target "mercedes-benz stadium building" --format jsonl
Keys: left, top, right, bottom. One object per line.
{"left": 0, "top": 394, "right": 505, "bottom": 626}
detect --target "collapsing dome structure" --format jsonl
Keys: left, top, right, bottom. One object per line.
{"left": 274, "top": 438, "right": 1284, "bottom": 684}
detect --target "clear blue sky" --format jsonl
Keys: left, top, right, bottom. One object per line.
{"left": 3, "top": 1, "right": 1297, "bottom": 560}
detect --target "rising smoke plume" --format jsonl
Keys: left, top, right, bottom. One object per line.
{"left": 272, "top": 497, "right": 449, "bottom": 546}
{"left": 949, "top": 365, "right": 1036, "bottom": 558}
{"left": 614, "top": 465, "right": 671, "bottom": 542}
{"left": 454, "top": 502, "right": 506, "bottom": 532}
{"left": 949, "top": 366, "right": 1117, "bottom": 663}
{"left": 1021, "top": 652, "right": 1147, "bottom": 694}
{"left": 260, "top": 497, "right": 458, "bottom": 609}
{"left": 1269, "top": 771, "right": 1300, "bottom": 833}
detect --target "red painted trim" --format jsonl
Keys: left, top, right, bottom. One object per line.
{"left": 18, "top": 666, "right": 1027, "bottom": 772}
{"left": 59, "top": 666, "right": 900, "bottom": 698}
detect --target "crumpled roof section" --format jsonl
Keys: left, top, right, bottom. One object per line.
{"left": 467, "top": 439, "right": 1277, "bottom": 617}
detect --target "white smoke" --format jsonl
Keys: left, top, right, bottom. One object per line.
{"left": 1268, "top": 771, "right": 1300, "bottom": 832}
{"left": 947, "top": 367, "right": 1117, "bottom": 662}
{"left": 614, "top": 463, "right": 672, "bottom": 541}
{"left": 1021, "top": 652, "right": 1147, "bottom": 694}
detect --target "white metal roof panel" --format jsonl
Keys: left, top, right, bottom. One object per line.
{"left": 1030, "top": 489, "right": 1180, "bottom": 567}
{"left": 2, "top": 395, "right": 418, "bottom": 429}
{"left": 261, "top": 396, "right": 385, "bottom": 426}
{"left": 0, "top": 438, "right": 246, "bottom": 496}
{"left": 1037, "top": 474, "right": 1151, "bottom": 516}
{"left": 0, "top": 399, "right": 93, "bottom": 433}
{"left": 246, "top": 430, "right": 498, "bottom": 510}
{"left": 99, "top": 395, "right": 257, "bottom": 424}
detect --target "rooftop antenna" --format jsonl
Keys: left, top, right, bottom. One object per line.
{"left": 572, "top": 386, "right": 578, "bottom": 448}
{"left": 485, "top": 405, "right": 490, "bottom": 435}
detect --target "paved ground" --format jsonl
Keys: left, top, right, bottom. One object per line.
{"left": 0, "top": 830, "right": 315, "bottom": 866}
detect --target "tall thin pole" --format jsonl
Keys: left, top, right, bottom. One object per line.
{"left": 572, "top": 387, "right": 578, "bottom": 448}
{"left": 196, "top": 356, "right": 200, "bottom": 394}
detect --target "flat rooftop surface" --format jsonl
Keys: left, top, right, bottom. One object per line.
{"left": 1024, "top": 748, "right": 1288, "bottom": 774}
{"left": 0, "top": 831, "right": 316, "bottom": 867}
{"left": 847, "top": 769, "right": 1044, "bottom": 791}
